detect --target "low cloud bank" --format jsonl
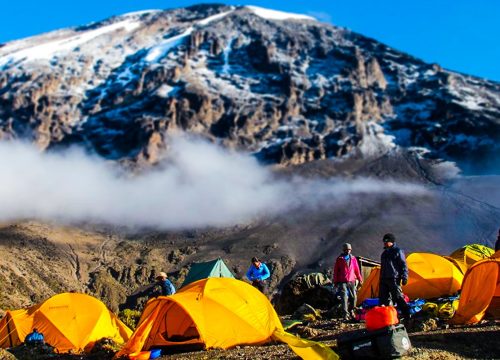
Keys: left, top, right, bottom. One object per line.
{"left": 0, "top": 138, "right": 428, "bottom": 229}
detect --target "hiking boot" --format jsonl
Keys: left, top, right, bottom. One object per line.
{"left": 342, "top": 314, "right": 352, "bottom": 322}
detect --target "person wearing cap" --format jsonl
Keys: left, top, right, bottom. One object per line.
{"left": 155, "top": 271, "right": 176, "bottom": 296}
{"left": 380, "top": 233, "right": 410, "bottom": 320}
{"left": 246, "top": 257, "right": 271, "bottom": 294}
{"left": 333, "top": 243, "right": 363, "bottom": 320}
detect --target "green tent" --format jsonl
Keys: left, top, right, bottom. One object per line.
{"left": 181, "top": 258, "right": 235, "bottom": 287}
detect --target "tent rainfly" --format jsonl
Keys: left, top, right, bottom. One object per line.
{"left": 449, "top": 244, "right": 494, "bottom": 273}
{"left": 115, "top": 278, "right": 337, "bottom": 360}
{"left": 181, "top": 258, "right": 235, "bottom": 287}
{"left": 451, "top": 258, "right": 500, "bottom": 324}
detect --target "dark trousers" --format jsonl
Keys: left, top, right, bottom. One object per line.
{"left": 339, "top": 282, "right": 357, "bottom": 318}
{"left": 252, "top": 280, "right": 268, "bottom": 294}
{"left": 379, "top": 277, "right": 410, "bottom": 318}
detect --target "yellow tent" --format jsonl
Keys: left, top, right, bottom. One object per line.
{"left": 115, "top": 278, "right": 337, "bottom": 360}
{"left": 449, "top": 244, "right": 494, "bottom": 272}
{"left": 443, "top": 256, "right": 467, "bottom": 274}
{"left": 451, "top": 258, "right": 500, "bottom": 324}
{"left": 357, "top": 253, "right": 463, "bottom": 304}
{"left": 0, "top": 293, "right": 131, "bottom": 353}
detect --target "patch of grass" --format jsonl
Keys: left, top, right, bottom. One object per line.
{"left": 118, "top": 309, "right": 142, "bottom": 330}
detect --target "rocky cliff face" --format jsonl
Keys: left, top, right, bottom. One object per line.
{"left": 0, "top": 4, "right": 498, "bottom": 173}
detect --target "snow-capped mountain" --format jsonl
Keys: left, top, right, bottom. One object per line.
{"left": 0, "top": 4, "right": 499, "bottom": 173}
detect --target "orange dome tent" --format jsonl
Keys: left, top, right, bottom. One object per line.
{"left": 357, "top": 253, "right": 463, "bottom": 305}
{"left": 356, "top": 267, "right": 381, "bottom": 305}
{"left": 451, "top": 258, "right": 500, "bottom": 324}
{"left": 0, "top": 293, "right": 131, "bottom": 353}
{"left": 115, "top": 278, "right": 337, "bottom": 360}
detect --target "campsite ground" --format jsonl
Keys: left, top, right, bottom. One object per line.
{"left": 159, "top": 319, "right": 500, "bottom": 360}
{"left": 2, "top": 320, "right": 499, "bottom": 359}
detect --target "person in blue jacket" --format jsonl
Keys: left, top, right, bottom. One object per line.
{"left": 156, "top": 271, "right": 176, "bottom": 296}
{"left": 25, "top": 328, "right": 44, "bottom": 345}
{"left": 246, "top": 257, "right": 271, "bottom": 294}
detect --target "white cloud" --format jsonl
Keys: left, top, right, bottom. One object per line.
{"left": 0, "top": 138, "right": 427, "bottom": 229}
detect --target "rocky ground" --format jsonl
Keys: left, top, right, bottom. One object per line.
{"left": 2, "top": 318, "right": 498, "bottom": 359}
{"left": 162, "top": 319, "right": 500, "bottom": 360}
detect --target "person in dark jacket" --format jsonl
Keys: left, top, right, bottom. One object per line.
{"left": 156, "top": 272, "right": 176, "bottom": 296}
{"left": 246, "top": 257, "right": 271, "bottom": 294}
{"left": 379, "top": 233, "right": 410, "bottom": 320}
{"left": 333, "top": 243, "right": 363, "bottom": 320}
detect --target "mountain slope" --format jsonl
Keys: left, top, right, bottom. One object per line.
{"left": 1, "top": 165, "right": 498, "bottom": 311}
{"left": 0, "top": 4, "right": 498, "bottom": 173}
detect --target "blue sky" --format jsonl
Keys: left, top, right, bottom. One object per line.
{"left": 1, "top": 0, "right": 499, "bottom": 81}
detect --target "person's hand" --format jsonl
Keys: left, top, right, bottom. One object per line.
{"left": 401, "top": 278, "right": 408, "bottom": 286}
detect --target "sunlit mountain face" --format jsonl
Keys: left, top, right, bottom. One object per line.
{"left": 0, "top": 4, "right": 498, "bottom": 174}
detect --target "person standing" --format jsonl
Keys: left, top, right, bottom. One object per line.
{"left": 333, "top": 243, "right": 363, "bottom": 320}
{"left": 379, "top": 233, "right": 410, "bottom": 320}
{"left": 155, "top": 271, "right": 176, "bottom": 296}
{"left": 246, "top": 257, "right": 271, "bottom": 293}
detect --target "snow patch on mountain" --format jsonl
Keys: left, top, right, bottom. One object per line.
{"left": 246, "top": 6, "right": 316, "bottom": 21}
{"left": 197, "top": 9, "right": 235, "bottom": 25}
{"left": 119, "top": 9, "right": 162, "bottom": 18}
{"left": 0, "top": 18, "right": 141, "bottom": 68}
{"left": 156, "top": 84, "right": 176, "bottom": 98}
{"left": 145, "top": 10, "right": 234, "bottom": 63}
{"left": 359, "top": 122, "right": 396, "bottom": 157}
{"left": 145, "top": 29, "right": 192, "bottom": 63}
{"left": 222, "top": 38, "right": 234, "bottom": 74}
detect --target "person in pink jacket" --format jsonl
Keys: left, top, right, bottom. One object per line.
{"left": 333, "top": 243, "right": 363, "bottom": 320}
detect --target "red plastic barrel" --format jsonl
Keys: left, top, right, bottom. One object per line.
{"left": 365, "top": 306, "right": 399, "bottom": 331}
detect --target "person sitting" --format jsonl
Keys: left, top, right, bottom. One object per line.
{"left": 155, "top": 271, "right": 176, "bottom": 296}
{"left": 25, "top": 328, "right": 44, "bottom": 345}
{"left": 246, "top": 257, "right": 271, "bottom": 294}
